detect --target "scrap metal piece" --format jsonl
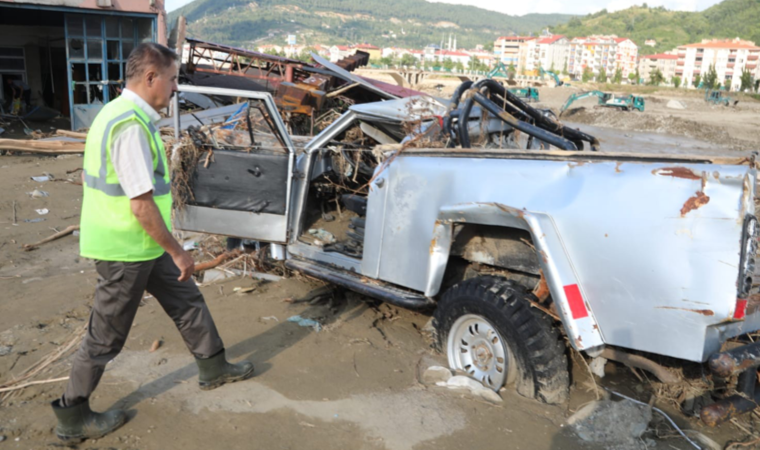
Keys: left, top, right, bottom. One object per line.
{"left": 708, "top": 341, "right": 760, "bottom": 378}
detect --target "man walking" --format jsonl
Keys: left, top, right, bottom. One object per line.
{"left": 51, "top": 43, "right": 254, "bottom": 442}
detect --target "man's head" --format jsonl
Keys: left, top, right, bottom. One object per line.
{"left": 125, "top": 43, "right": 178, "bottom": 111}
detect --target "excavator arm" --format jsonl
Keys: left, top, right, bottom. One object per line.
{"left": 559, "top": 90, "right": 607, "bottom": 116}
{"left": 539, "top": 68, "right": 563, "bottom": 87}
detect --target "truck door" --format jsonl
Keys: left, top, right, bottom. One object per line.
{"left": 171, "top": 85, "right": 296, "bottom": 243}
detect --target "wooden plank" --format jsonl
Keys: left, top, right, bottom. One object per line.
{"left": 0, "top": 139, "right": 84, "bottom": 154}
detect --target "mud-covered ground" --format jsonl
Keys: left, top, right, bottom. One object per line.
{"left": 2, "top": 75, "right": 760, "bottom": 449}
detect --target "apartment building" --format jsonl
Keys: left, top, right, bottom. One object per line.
{"left": 568, "top": 35, "right": 638, "bottom": 79}
{"left": 568, "top": 36, "right": 617, "bottom": 77}
{"left": 518, "top": 35, "right": 569, "bottom": 74}
{"left": 638, "top": 53, "right": 678, "bottom": 84}
{"left": 494, "top": 36, "right": 535, "bottom": 66}
{"left": 614, "top": 38, "right": 638, "bottom": 78}
{"left": 676, "top": 38, "right": 760, "bottom": 91}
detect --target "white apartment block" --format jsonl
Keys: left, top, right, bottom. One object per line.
{"left": 676, "top": 38, "right": 760, "bottom": 91}
{"left": 494, "top": 36, "right": 535, "bottom": 66}
{"left": 568, "top": 35, "right": 638, "bottom": 79}
{"left": 614, "top": 38, "right": 638, "bottom": 78}
{"left": 638, "top": 53, "right": 678, "bottom": 84}
{"left": 518, "top": 35, "right": 569, "bottom": 73}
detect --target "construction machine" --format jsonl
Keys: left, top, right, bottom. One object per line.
{"left": 705, "top": 89, "right": 738, "bottom": 106}
{"left": 539, "top": 67, "right": 564, "bottom": 87}
{"left": 507, "top": 87, "right": 539, "bottom": 102}
{"left": 560, "top": 90, "right": 645, "bottom": 116}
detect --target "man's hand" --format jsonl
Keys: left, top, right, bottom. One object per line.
{"left": 131, "top": 192, "right": 191, "bottom": 280}
{"left": 171, "top": 249, "right": 195, "bottom": 282}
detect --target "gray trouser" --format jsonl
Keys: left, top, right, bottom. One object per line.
{"left": 62, "top": 252, "right": 224, "bottom": 406}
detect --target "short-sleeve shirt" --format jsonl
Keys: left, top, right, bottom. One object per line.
{"left": 110, "top": 89, "right": 163, "bottom": 199}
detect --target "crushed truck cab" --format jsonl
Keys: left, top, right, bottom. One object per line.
{"left": 171, "top": 83, "right": 760, "bottom": 426}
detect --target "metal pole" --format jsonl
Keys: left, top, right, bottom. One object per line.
{"left": 173, "top": 94, "right": 180, "bottom": 140}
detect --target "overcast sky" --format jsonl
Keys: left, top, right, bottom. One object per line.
{"left": 165, "top": 0, "right": 724, "bottom": 15}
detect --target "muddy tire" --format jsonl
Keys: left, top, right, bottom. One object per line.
{"left": 433, "top": 276, "right": 569, "bottom": 404}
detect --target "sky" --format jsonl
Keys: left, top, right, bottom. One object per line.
{"left": 165, "top": 0, "right": 724, "bottom": 14}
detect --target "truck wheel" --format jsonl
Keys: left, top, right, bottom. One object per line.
{"left": 433, "top": 276, "right": 569, "bottom": 404}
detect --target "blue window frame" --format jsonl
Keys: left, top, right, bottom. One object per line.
{"left": 64, "top": 13, "right": 156, "bottom": 129}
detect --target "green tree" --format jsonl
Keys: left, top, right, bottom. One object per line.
{"left": 582, "top": 66, "right": 593, "bottom": 82}
{"left": 468, "top": 55, "right": 479, "bottom": 71}
{"left": 379, "top": 56, "right": 394, "bottom": 66}
{"left": 562, "top": 58, "right": 568, "bottom": 75}
{"left": 694, "top": 74, "right": 702, "bottom": 87}
{"left": 648, "top": 68, "right": 665, "bottom": 86}
{"left": 300, "top": 47, "right": 318, "bottom": 62}
{"left": 399, "top": 53, "right": 417, "bottom": 67}
{"left": 740, "top": 68, "right": 754, "bottom": 91}
{"left": 703, "top": 64, "right": 718, "bottom": 89}
{"left": 507, "top": 63, "right": 516, "bottom": 80}
{"left": 612, "top": 68, "right": 623, "bottom": 84}
{"left": 723, "top": 79, "right": 732, "bottom": 91}
{"left": 627, "top": 72, "right": 636, "bottom": 83}
{"left": 597, "top": 67, "right": 607, "bottom": 83}
{"left": 672, "top": 76, "right": 681, "bottom": 88}
{"left": 442, "top": 58, "right": 455, "bottom": 71}
{"left": 454, "top": 61, "right": 464, "bottom": 72}
{"left": 550, "top": 61, "right": 556, "bottom": 72}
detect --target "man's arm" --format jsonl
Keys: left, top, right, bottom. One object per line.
{"left": 130, "top": 192, "right": 195, "bottom": 281}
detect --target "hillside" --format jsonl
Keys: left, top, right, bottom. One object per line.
{"left": 169, "top": 0, "right": 572, "bottom": 50}
{"left": 550, "top": 0, "right": 760, "bottom": 55}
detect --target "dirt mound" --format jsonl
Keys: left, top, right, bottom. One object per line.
{"left": 562, "top": 107, "right": 753, "bottom": 151}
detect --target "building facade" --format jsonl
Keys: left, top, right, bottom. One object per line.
{"left": 613, "top": 38, "right": 639, "bottom": 78}
{"left": 518, "top": 35, "right": 569, "bottom": 74}
{"left": 568, "top": 35, "right": 638, "bottom": 80}
{"left": 676, "top": 38, "right": 760, "bottom": 91}
{"left": 494, "top": 36, "right": 535, "bottom": 66}
{"left": 638, "top": 53, "right": 678, "bottom": 84}
{"left": 0, "top": 0, "right": 167, "bottom": 129}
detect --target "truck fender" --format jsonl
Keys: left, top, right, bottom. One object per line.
{"left": 426, "top": 202, "right": 604, "bottom": 351}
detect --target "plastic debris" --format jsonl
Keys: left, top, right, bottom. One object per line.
{"left": 23, "top": 218, "right": 46, "bottom": 223}
{"left": 308, "top": 228, "right": 336, "bottom": 244}
{"left": 183, "top": 241, "right": 197, "bottom": 251}
{"left": 35, "top": 208, "right": 49, "bottom": 215}
{"left": 287, "top": 315, "right": 322, "bottom": 332}
{"left": 28, "top": 189, "right": 49, "bottom": 198}
{"left": 260, "top": 316, "right": 279, "bottom": 322}
{"left": 31, "top": 176, "right": 51, "bottom": 182}
{"left": 233, "top": 286, "right": 256, "bottom": 294}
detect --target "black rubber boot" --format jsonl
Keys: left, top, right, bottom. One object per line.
{"left": 196, "top": 349, "right": 254, "bottom": 391}
{"left": 51, "top": 399, "right": 126, "bottom": 442}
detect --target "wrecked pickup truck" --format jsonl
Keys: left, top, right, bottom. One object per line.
{"left": 169, "top": 81, "right": 760, "bottom": 427}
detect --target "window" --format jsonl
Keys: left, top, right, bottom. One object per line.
{"left": 66, "top": 14, "right": 155, "bottom": 105}
{"left": 0, "top": 47, "right": 26, "bottom": 72}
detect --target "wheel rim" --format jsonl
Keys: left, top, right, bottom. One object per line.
{"left": 446, "top": 314, "right": 514, "bottom": 391}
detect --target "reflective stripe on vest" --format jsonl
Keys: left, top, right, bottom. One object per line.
{"left": 83, "top": 110, "right": 171, "bottom": 197}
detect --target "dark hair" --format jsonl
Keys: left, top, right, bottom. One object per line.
{"left": 125, "top": 42, "right": 178, "bottom": 82}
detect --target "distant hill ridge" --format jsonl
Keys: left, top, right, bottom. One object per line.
{"left": 550, "top": 0, "right": 760, "bottom": 55}
{"left": 169, "top": 0, "right": 573, "bottom": 50}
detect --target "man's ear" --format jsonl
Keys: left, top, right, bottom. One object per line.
{"left": 145, "top": 69, "right": 156, "bottom": 87}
